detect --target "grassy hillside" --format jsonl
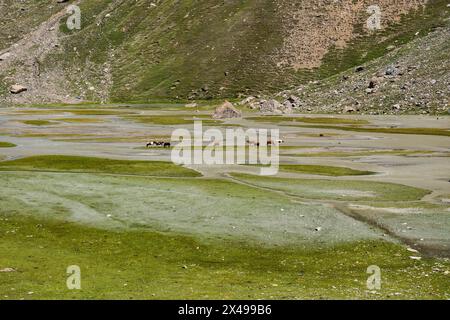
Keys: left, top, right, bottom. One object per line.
{"left": 53, "top": 0, "right": 284, "bottom": 101}
{"left": 0, "top": 0, "right": 449, "bottom": 104}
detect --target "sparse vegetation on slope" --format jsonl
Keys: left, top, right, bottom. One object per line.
{"left": 282, "top": 2, "right": 450, "bottom": 115}
{"left": 1, "top": 0, "right": 449, "bottom": 106}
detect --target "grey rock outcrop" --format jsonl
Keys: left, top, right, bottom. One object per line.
{"left": 212, "top": 101, "right": 242, "bottom": 119}
{"left": 10, "top": 85, "right": 27, "bottom": 94}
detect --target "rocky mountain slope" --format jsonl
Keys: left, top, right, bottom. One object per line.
{"left": 0, "top": 0, "right": 449, "bottom": 110}
{"left": 275, "top": 18, "right": 450, "bottom": 115}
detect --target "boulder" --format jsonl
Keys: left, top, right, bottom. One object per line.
{"left": 238, "top": 96, "right": 256, "bottom": 106}
{"left": 393, "top": 104, "right": 401, "bottom": 111}
{"left": 343, "top": 106, "right": 356, "bottom": 113}
{"left": 10, "top": 84, "right": 27, "bottom": 94}
{"left": 280, "top": 101, "right": 293, "bottom": 114}
{"left": 368, "top": 76, "right": 381, "bottom": 89}
{"left": 249, "top": 101, "right": 261, "bottom": 110}
{"left": 385, "top": 65, "right": 401, "bottom": 77}
{"left": 286, "top": 95, "right": 302, "bottom": 108}
{"left": 283, "top": 100, "right": 293, "bottom": 111}
{"left": 0, "top": 52, "right": 11, "bottom": 61}
{"left": 260, "top": 99, "right": 290, "bottom": 114}
{"left": 386, "top": 45, "right": 396, "bottom": 51}
{"left": 212, "top": 101, "right": 242, "bottom": 119}
{"left": 259, "top": 99, "right": 276, "bottom": 113}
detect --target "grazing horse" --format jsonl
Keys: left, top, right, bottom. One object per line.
{"left": 146, "top": 141, "right": 166, "bottom": 148}
{"left": 267, "top": 139, "right": 285, "bottom": 146}
{"left": 247, "top": 139, "right": 262, "bottom": 148}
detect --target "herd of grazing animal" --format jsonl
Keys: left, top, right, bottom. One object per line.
{"left": 246, "top": 139, "right": 285, "bottom": 147}
{"left": 146, "top": 141, "right": 171, "bottom": 148}
{"left": 146, "top": 139, "right": 285, "bottom": 149}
